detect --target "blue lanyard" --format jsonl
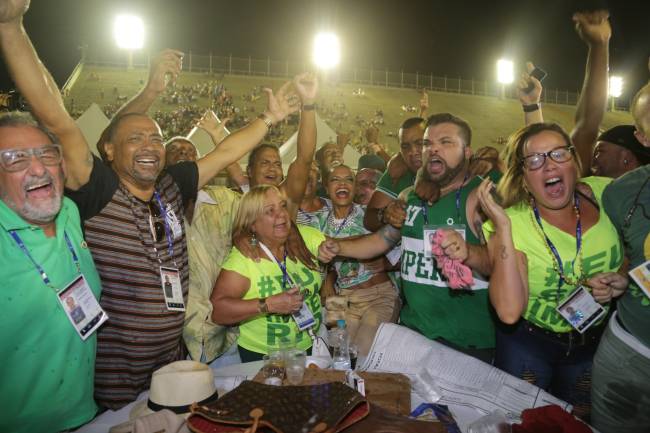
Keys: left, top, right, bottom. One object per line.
{"left": 10, "top": 230, "right": 81, "bottom": 288}
{"left": 532, "top": 192, "right": 582, "bottom": 293}
{"left": 259, "top": 242, "right": 295, "bottom": 290}
{"left": 421, "top": 173, "right": 468, "bottom": 225}
{"left": 327, "top": 207, "right": 352, "bottom": 237}
{"left": 153, "top": 191, "right": 175, "bottom": 259}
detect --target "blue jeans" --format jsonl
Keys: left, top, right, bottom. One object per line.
{"left": 495, "top": 320, "right": 599, "bottom": 419}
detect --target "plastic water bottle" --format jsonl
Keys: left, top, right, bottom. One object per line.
{"left": 331, "top": 320, "right": 352, "bottom": 370}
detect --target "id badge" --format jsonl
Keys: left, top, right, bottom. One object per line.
{"left": 628, "top": 260, "right": 650, "bottom": 299}
{"left": 290, "top": 286, "right": 316, "bottom": 331}
{"left": 164, "top": 205, "right": 183, "bottom": 240}
{"left": 57, "top": 274, "right": 108, "bottom": 341}
{"left": 423, "top": 224, "right": 466, "bottom": 258}
{"left": 160, "top": 266, "right": 186, "bottom": 311}
{"left": 556, "top": 285, "right": 606, "bottom": 333}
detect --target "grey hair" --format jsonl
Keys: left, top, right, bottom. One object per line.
{"left": 0, "top": 111, "right": 59, "bottom": 145}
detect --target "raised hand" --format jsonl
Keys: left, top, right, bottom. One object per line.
{"left": 146, "top": 49, "right": 184, "bottom": 93}
{"left": 337, "top": 131, "right": 351, "bottom": 148}
{"left": 318, "top": 239, "right": 340, "bottom": 263}
{"left": 0, "top": 0, "right": 30, "bottom": 24}
{"left": 266, "top": 287, "right": 304, "bottom": 314}
{"left": 573, "top": 10, "right": 611, "bottom": 46}
{"left": 476, "top": 178, "right": 509, "bottom": 230}
{"left": 517, "top": 62, "right": 543, "bottom": 106}
{"left": 263, "top": 81, "right": 301, "bottom": 124}
{"left": 197, "top": 109, "right": 230, "bottom": 143}
{"left": 419, "top": 89, "right": 429, "bottom": 112}
{"left": 365, "top": 125, "right": 379, "bottom": 144}
{"left": 293, "top": 72, "right": 318, "bottom": 105}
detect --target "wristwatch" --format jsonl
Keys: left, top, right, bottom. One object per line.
{"left": 257, "top": 112, "right": 273, "bottom": 129}
{"left": 258, "top": 298, "right": 269, "bottom": 314}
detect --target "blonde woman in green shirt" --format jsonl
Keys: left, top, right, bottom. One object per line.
{"left": 210, "top": 185, "right": 399, "bottom": 361}
{"left": 479, "top": 123, "right": 627, "bottom": 419}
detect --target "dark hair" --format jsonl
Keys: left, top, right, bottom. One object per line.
{"left": 426, "top": 113, "right": 472, "bottom": 147}
{"left": 96, "top": 112, "right": 152, "bottom": 161}
{"left": 246, "top": 143, "right": 280, "bottom": 173}
{"left": 315, "top": 141, "right": 341, "bottom": 169}
{"left": 0, "top": 111, "right": 58, "bottom": 145}
{"left": 400, "top": 117, "right": 424, "bottom": 131}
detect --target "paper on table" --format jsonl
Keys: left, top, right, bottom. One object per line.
{"left": 359, "top": 323, "right": 572, "bottom": 417}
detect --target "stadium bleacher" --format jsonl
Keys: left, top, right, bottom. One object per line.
{"left": 64, "top": 65, "right": 634, "bottom": 155}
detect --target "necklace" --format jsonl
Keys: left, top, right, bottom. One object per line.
{"left": 529, "top": 192, "right": 584, "bottom": 301}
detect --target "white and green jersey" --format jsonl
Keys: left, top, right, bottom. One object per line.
{"left": 316, "top": 204, "right": 374, "bottom": 290}
{"left": 400, "top": 176, "right": 495, "bottom": 349}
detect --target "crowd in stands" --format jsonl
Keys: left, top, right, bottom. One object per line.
{"left": 1, "top": 2, "right": 650, "bottom": 433}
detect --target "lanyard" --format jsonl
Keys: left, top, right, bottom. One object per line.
{"left": 152, "top": 191, "right": 175, "bottom": 260}
{"left": 421, "top": 173, "right": 469, "bottom": 225}
{"left": 327, "top": 206, "right": 352, "bottom": 237}
{"left": 10, "top": 230, "right": 81, "bottom": 288}
{"left": 259, "top": 241, "right": 295, "bottom": 289}
{"left": 532, "top": 192, "right": 582, "bottom": 297}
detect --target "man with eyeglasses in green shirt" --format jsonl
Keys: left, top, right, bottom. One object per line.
{"left": 0, "top": 112, "right": 103, "bottom": 433}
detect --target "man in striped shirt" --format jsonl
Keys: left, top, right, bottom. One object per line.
{"left": 0, "top": 1, "right": 302, "bottom": 409}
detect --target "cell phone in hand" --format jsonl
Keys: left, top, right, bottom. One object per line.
{"left": 525, "top": 67, "right": 548, "bottom": 93}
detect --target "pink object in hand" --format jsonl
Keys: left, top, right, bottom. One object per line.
{"left": 431, "top": 231, "right": 474, "bottom": 289}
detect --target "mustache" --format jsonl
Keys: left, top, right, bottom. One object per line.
{"left": 23, "top": 172, "right": 56, "bottom": 192}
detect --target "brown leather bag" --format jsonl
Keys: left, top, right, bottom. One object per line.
{"left": 187, "top": 380, "right": 368, "bottom": 433}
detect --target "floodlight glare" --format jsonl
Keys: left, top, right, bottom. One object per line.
{"left": 609, "top": 76, "right": 623, "bottom": 98}
{"left": 497, "top": 59, "right": 514, "bottom": 84}
{"left": 313, "top": 32, "right": 340, "bottom": 69}
{"left": 114, "top": 15, "right": 144, "bottom": 49}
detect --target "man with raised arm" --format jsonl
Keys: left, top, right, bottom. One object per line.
{"left": 0, "top": 0, "right": 300, "bottom": 409}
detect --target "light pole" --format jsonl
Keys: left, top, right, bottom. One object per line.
{"left": 496, "top": 59, "right": 514, "bottom": 99}
{"left": 609, "top": 76, "right": 623, "bottom": 112}
{"left": 114, "top": 15, "right": 144, "bottom": 70}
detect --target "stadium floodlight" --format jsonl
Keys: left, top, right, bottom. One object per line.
{"left": 496, "top": 59, "right": 514, "bottom": 84}
{"left": 114, "top": 15, "right": 144, "bottom": 50}
{"left": 313, "top": 32, "right": 340, "bottom": 69}
{"left": 609, "top": 76, "right": 623, "bottom": 98}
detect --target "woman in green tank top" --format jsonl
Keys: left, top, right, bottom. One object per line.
{"left": 478, "top": 123, "right": 627, "bottom": 419}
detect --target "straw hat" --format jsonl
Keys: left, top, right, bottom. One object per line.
{"left": 130, "top": 360, "right": 219, "bottom": 419}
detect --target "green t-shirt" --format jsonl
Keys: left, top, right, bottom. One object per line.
{"left": 602, "top": 166, "right": 650, "bottom": 346}
{"left": 0, "top": 198, "right": 102, "bottom": 433}
{"left": 399, "top": 175, "right": 495, "bottom": 349}
{"left": 375, "top": 169, "right": 416, "bottom": 199}
{"left": 315, "top": 204, "right": 373, "bottom": 289}
{"left": 221, "top": 225, "right": 325, "bottom": 354}
{"left": 484, "top": 176, "right": 623, "bottom": 333}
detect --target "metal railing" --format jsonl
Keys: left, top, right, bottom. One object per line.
{"left": 82, "top": 49, "right": 627, "bottom": 110}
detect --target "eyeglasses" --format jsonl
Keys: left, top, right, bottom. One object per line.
{"left": 148, "top": 202, "right": 165, "bottom": 243}
{"left": 623, "top": 176, "right": 650, "bottom": 229}
{"left": 0, "top": 144, "right": 63, "bottom": 172}
{"left": 520, "top": 145, "right": 574, "bottom": 171}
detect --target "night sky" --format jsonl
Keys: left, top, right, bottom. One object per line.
{"left": 1, "top": 0, "right": 648, "bottom": 103}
